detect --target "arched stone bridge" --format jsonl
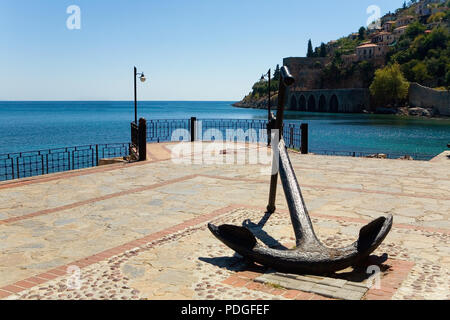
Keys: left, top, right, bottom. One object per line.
{"left": 287, "top": 89, "right": 370, "bottom": 113}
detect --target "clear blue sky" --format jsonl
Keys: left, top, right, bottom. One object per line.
{"left": 0, "top": 0, "right": 404, "bottom": 101}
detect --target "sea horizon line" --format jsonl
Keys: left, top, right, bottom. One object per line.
{"left": 0, "top": 100, "right": 239, "bottom": 103}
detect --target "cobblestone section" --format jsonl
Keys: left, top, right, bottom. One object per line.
{"left": 5, "top": 208, "right": 449, "bottom": 300}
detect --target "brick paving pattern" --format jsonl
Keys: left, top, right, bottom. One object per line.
{"left": 0, "top": 142, "right": 448, "bottom": 300}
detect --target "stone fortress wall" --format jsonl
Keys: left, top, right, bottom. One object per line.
{"left": 283, "top": 57, "right": 370, "bottom": 113}
{"left": 287, "top": 89, "right": 370, "bottom": 113}
{"left": 283, "top": 57, "right": 329, "bottom": 90}
{"left": 409, "top": 83, "right": 450, "bottom": 116}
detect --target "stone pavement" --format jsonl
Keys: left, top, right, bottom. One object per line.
{"left": 0, "top": 142, "right": 448, "bottom": 300}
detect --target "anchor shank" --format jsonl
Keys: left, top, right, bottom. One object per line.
{"left": 267, "top": 66, "right": 295, "bottom": 214}
{"left": 278, "top": 139, "right": 319, "bottom": 247}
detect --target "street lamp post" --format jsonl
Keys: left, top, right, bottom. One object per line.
{"left": 134, "top": 66, "right": 147, "bottom": 124}
{"left": 260, "top": 69, "right": 273, "bottom": 146}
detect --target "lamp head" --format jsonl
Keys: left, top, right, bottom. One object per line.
{"left": 140, "top": 73, "right": 147, "bottom": 83}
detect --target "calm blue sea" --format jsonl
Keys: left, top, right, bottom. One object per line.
{"left": 0, "top": 101, "right": 449, "bottom": 157}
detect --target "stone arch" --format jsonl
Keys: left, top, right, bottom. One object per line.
{"left": 307, "top": 95, "right": 316, "bottom": 112}
{"left": 299, "top": 95, "right": 306, "bottom": 111}
{"left": 330, "top": 94, "right": 339, "bottom": 113}
{"left": 290, "top": 95, "right": 297, "bottom": 110}
{"left": 318, "top": 95, "right": 327, "bottom": 112}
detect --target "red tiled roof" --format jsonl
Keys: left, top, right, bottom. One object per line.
{"left": 357, "top": 43, "right": 378, "bottom": 48}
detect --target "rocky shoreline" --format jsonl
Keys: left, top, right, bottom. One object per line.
{"left": 232, "top": 99, "right": 448, "bottom": 119}
{"left": 232, "top": 93, "right": 278, "bottom": 110}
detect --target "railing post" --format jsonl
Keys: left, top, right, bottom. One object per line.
{"left": 301, "top": 123, "right": 309, "bottom": 155}
{"left": 41, "top": 154, "right": 45, "bottom": 175}
{"left": 138, "top": 118, "right": 147, "bottom": 161}
{"left": 16, "top": 157, "right": 20, "bottom": 179}
{"left": 96, "top": 145, "right": 99, "bottom": 166}
{"left": 190, "top": 117, "right": 197, "bottom": 142}
{"left": 11, "top": 157, "right": 15, "bottom": 180}
{"left": 290, "top": 126, "right": 294, "bottom": 148}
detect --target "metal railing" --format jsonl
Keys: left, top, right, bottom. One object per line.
{"left": 147, "top": 119, "right": 191, "bottom": 143}
{"left": 146, "top": 118, "right": 303, "bottom": 148}
{"left": 309, "top": 149, "right": 435, "bottom": 161}
{"left": 0, "top": 143, "right": 130, "bottom": 182}
{"left": 144, "top": 118, "right": 436, "bottom": 161}
{"left": 1, "top": 119, "right": 438, "bottom": 182}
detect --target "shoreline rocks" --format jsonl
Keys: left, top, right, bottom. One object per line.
{"left": 233, "top": 101, "right": 448, "bottom": 119}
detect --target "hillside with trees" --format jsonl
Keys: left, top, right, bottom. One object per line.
{"left": 315, "top": 0, "right": 450, "bottom": 106}
{"left": 235, "top": 0, "right": 449, "bottom": 112}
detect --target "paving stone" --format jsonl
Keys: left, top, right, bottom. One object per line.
{"left": 344, "top": 283, "right": 371, "bottom": 293}
{"left": 0, "top": 142, "right": 448, "bottom": 300}
{"left": 311, "top": 284, "right": 339, "bottom": 297}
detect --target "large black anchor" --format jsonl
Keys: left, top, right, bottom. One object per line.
{"left": 208, "top": 66, "right": 393, "bottom": 275}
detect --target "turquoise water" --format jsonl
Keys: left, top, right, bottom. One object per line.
{"left": 0, "top": 101, "right": 449, "bottom": 157}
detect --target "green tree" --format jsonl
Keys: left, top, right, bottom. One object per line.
{"left": 319, "top": 43, "right": 327, "bottom": 57}
{"left": 273, "top": 64, "right": 281, "bottom": 81}
{"left": 411, "top": 62, "right": 432, "bottom": 83}
{"left": 369, "top": 63, "right": 410, "bottom": 107}
{"left": 445, "top": 70, "right": 450, "bottom": 89}
{"left": 428, "top": 12, "right": 446, "bottom": 23}
{"left": 357, "top": 61, "right": 376, "bottom": 87}
{"left": 401, "top": 59, "right": 420, "bottom": 81}
{"left": 307, "top": 39, "right": 314, "bottom": 57}
{"left": 405, "top": 21, "right": 426, "bottom": 39}
{"left": 358, "top": 27, "right": 366, "bottom": 40}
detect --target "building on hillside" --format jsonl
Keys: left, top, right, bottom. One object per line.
{"left": 417, "top": 2, "right": 432, "bottom": 16}
{"left": 431, "top": 6, "right": 449, "bottom": 15}
{"left": 393, "top": 26, "right": 408, "bottom": 40}
{"left": 416, "top": 0, "right": 446, "bottom": 17}
{"left": 348, "top": 33, "right": 360, "bottom": 40}
{"left": 383, "top": 21, "right": 396, "bottom": 32}
{"left": 371, "top": 31, "right": 395, "bottom": 45}
{"left": 367, "top": 26, "right": 382, "bottom": 35}
{"left": 396, "top": 15, "right": 415, "bottom": 27}
{"left": 356, "top": 43, "right": 389, "bottom": 62}
{"left": 381, "top": 12, "right": 397, "bottom": 24}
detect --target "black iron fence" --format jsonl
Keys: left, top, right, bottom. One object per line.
{"left": 146, "top": 118, "right": 303, "bottom": 149}
{"left": 1, "top": 118, "right": 437, "bottom": 182}
{"left": 144, "top": 118, "right": 436, "bottom": 161}
{"left": 309, "top": 149, "right": 435, "bottom": 161}
{"left": 147, "top": 119, "right": 191, "bottom": 143}
{"left": 0, "top": 143, "right": 130, "bottom": 182}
